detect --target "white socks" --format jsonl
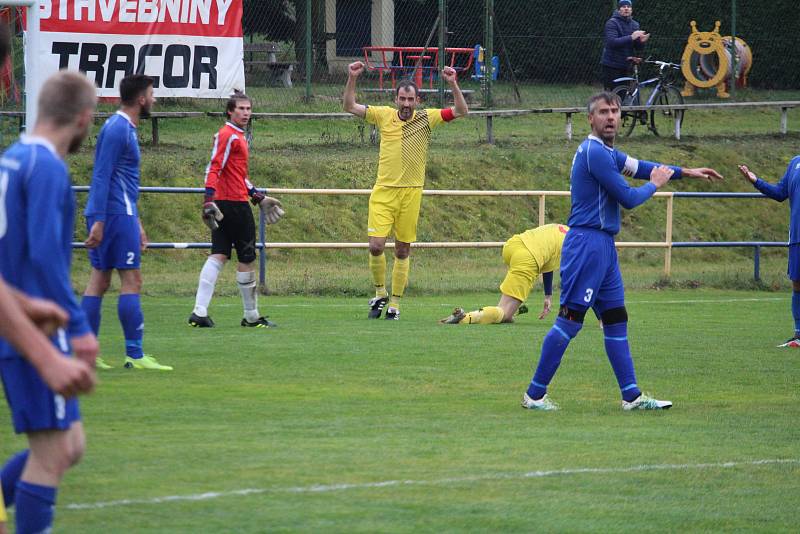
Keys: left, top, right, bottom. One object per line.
{"left": 236, "top": 270, "right": 260, "bottom": 322}
{"left": 193, "top": 257, "right": 223, "bottom": 317}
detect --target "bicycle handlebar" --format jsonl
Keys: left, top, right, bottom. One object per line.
{"left": 645, "top": 59, "right": 681, "bottom": 70}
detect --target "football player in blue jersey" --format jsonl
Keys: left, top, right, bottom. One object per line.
{"left": 0, "top": 70, "right": 99, "bottom": 534}
{"left": 521, "top": 91, "right": 722, "bottom": 411}
{"left": 80, "top": 74, "right": 172, "bottom": 370}
{"left": 739, "top": 158, "right": 800, "bottom": 347}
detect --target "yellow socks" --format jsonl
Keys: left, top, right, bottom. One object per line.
{"left": 369, "top": 253, "right": 387, "bottom": 297}
{"left": 390, "top": 256, "right": 410, "bottom": 308}
{"left": 463, "top": 306, "right": 505, "bottom": 324}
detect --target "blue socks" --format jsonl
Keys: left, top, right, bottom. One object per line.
{"left": 118, "top": 294, "right": 144, "bottom": 359}
{"left": 527, "top": 316, "right": 583, "bottom": 399}
{"left": 80, "top": 295, "right": 103, "bottom": 336}
{"left": 603, "top": 322, "right": 641, "bottom": 402}
{"left": 792, "top": 290, "right": 800, "bottom": 336}
{"left": 15, "top": 481, "right": 57, "bottom": 534}
{"left": 1, "top": 449, "right": 29, "bottom": 506}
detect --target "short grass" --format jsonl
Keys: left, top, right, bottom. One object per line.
{"left": 1, "top": 289, "right": 799, "bottom": 532}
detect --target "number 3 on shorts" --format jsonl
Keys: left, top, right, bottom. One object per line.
{"left": 126, "top": 251, "right": 135, "bottom": 265}
{"left": 583, "top": 288, "right": 594, "bottom": 303}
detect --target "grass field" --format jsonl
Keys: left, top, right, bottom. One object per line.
{"left": 1, "top": 290, "right": 798, "bottom": 532}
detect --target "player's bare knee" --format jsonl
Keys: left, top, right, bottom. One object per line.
{"left": 369, "top": 243, "right": 385, "bottom": 256}
{"left": 792, "top": 280, "right": 800, "bottom": 292}
{"left": 120, "top": 272, "right": 142, "bottom": 293}
{"left": 394, "top": 242, "right": 411, "bottom": 259}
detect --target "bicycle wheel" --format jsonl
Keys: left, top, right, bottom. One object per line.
{"left": 649, "top": 85, "right": 684, "bottom": 136}
{"left": 613, "top": 85, "right": 639, "bottom": 137}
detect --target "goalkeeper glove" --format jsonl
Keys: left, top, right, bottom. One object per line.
{"left": 202, "top": 201, "right": 224, "bottom": 231}
{"left": 251, "top": 192, "right": 284, "bottom": 224}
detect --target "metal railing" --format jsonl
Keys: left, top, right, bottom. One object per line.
{"left": 71, "top": 187, "right": 785, "bottom": 286}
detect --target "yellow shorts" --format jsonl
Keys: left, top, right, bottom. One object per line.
{"left": 367, "top": 186, "right": 423, "bottom": 243}
{"left": 0, "top": 485, "right": 6, "bottom": 522}
{"left": 499, "top": 235, "right": 541, "bottom": 302}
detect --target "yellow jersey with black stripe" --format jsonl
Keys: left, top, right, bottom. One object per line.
{"left": 517, "top": 224, "right": 570, "bottom": 273}
{"left": 365, "top": 106, "right": 451, "bottom": 187}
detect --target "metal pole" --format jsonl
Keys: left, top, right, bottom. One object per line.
{"left": 753, "top": 245, "right": 760, "bottom": 281}
{"left": 3, "top": 0, "right": 40, "bottom": 131}
{"left": 304, "top": 0, "right": 312, "bottom": 102}
{"left": 664, "top": 195, "right": 674, "bottom": 276}
{"left": 258, "top": 208, "right": 267, "bottom": 289}
{"left": 730, "top": 0, "right": 737, "bottom": 99}
{"left": 437, "top": 0, "right": 446, "bottom": 108}
{"left": 485, "top": 0, "right": 493, "bottom": 109}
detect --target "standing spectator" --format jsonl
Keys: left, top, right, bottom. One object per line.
{"left": 188, "top": 91, "right": 284, "bottom": 329}
{"left": 343, "top": 62, "right": 468, "bottom": 320}
{"left": 80, "top": 74, "right": 172, "bottom": 370}
{"left": 601, "top": 0, "right": 649, "bottom": 91}
{"left": 739, "top": 159, "right": 800, "bottom": 347}
{"left": 0, "top": 70, "right": 99, "bottom": 534}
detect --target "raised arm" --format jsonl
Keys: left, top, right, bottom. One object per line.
{"left": 343, "top": 61, "right": 367, "bottom": 118}
{"left": 441, "top": 66, "right": 468, "bottom": 118}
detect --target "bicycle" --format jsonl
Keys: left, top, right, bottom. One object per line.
{"left": 612, "top": 59, "right": 685, "bottom": 137}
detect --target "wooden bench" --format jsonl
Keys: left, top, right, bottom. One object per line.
{"left": 0, "top": 111, "right": 204, "bottom": 145}
{"left": 243, "top": 42, "right": 296, "bottom": 88}
{"left": 471, "top": 101, "right": 800, "bottom": 143}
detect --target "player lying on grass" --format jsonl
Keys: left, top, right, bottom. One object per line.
{"left": 739, "top": 158, "right": 800, "bottom": 348}
{"left": 440, "top": 224, "right": 569, "bottom": 324}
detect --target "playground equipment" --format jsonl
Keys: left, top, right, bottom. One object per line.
{"left": 681, "top": 21, "right": 752, "bottom": 99}
{"left": 471, "top": 44, "right": 498, "bottom": 81}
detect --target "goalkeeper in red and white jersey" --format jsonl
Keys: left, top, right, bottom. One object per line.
{"left": 188, "top": 92, "right": 284, "bottom": 328}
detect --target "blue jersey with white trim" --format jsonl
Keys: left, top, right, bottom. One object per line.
{"left": 567, "top": 135, "right": 682, "bottom": 235}
{"left": 84, "top": 111, "right": 140, "bottom": 221}
{"left": 0, "top": 136, "right": 90, "bottom": 360}
{"left": 752, "top": 156, "right": 800, "bottom": 244}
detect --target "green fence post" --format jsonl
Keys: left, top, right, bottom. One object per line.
{"left": 730, "top": 0, "right": 737, "bottom": 99}
{"left": 484, "top": 0, "right": 493, "bottom": 110}
{"left": 438, "top": 0, "right": 446, "bottom": 108}
{"left": 305, "top": 0, "right": 312, "bottom": 103}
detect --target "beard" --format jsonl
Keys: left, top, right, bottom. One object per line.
{"left": 68, "top": 127, "right": 89, "bottom": 154}
{"left": 398, "top": 106, "right": 413, "bottom": 121}
{"left": 139, "top": 103, "right": 152, "bottom": 120}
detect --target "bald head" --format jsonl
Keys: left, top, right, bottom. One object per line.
{"left": 37, "top": 70, "right": 97, "bottom": 127}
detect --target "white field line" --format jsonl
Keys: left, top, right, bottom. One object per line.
{"left": 205, "top": 296, "right": 788, "bottom": 309}
{"left": 64, "top": 458, "right": 799, "bottom": 510}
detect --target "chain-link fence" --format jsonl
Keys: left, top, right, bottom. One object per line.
{"left": 0, "top": 1, "right": 797, "bottom": 114}
{"left": 238, "top": 0, "right": 799, "bottom": 111}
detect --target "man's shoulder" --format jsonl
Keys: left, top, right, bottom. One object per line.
{"left": 217, "top": 123, "right": 245, "bottom": 141}
{"left": 368, "top": 106, "right": 394, "bottom": 117}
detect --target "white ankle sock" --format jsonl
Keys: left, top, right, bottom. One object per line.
{"left": 236, "top": 270, "right": 260, "bottom": 322}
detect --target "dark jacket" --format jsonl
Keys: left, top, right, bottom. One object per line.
{"left": 600, "top": 12, "right": 643, "bottom": 69}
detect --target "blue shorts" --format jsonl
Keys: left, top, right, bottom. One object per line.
{"left": 87, "top": 214, "right": 140, "bottom": 270}
{"left": 559, "top": 227, "right": 625, "bottom": 313}
{"left": 0, "top": 331, "right": 81, "bottom": 434}
{"left": 788, "top": 243, "right": 800, "bottom": 281}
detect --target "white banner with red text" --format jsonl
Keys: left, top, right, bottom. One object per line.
{"left": 33, "top": 0, "right": 245, "bottom": 98}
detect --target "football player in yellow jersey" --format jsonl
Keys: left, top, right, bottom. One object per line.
{"left": 441, "top": 224, "right": 570, "bottom": 324}
{"left": 344, "top": 60, "right": 468, "bottom": 320}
